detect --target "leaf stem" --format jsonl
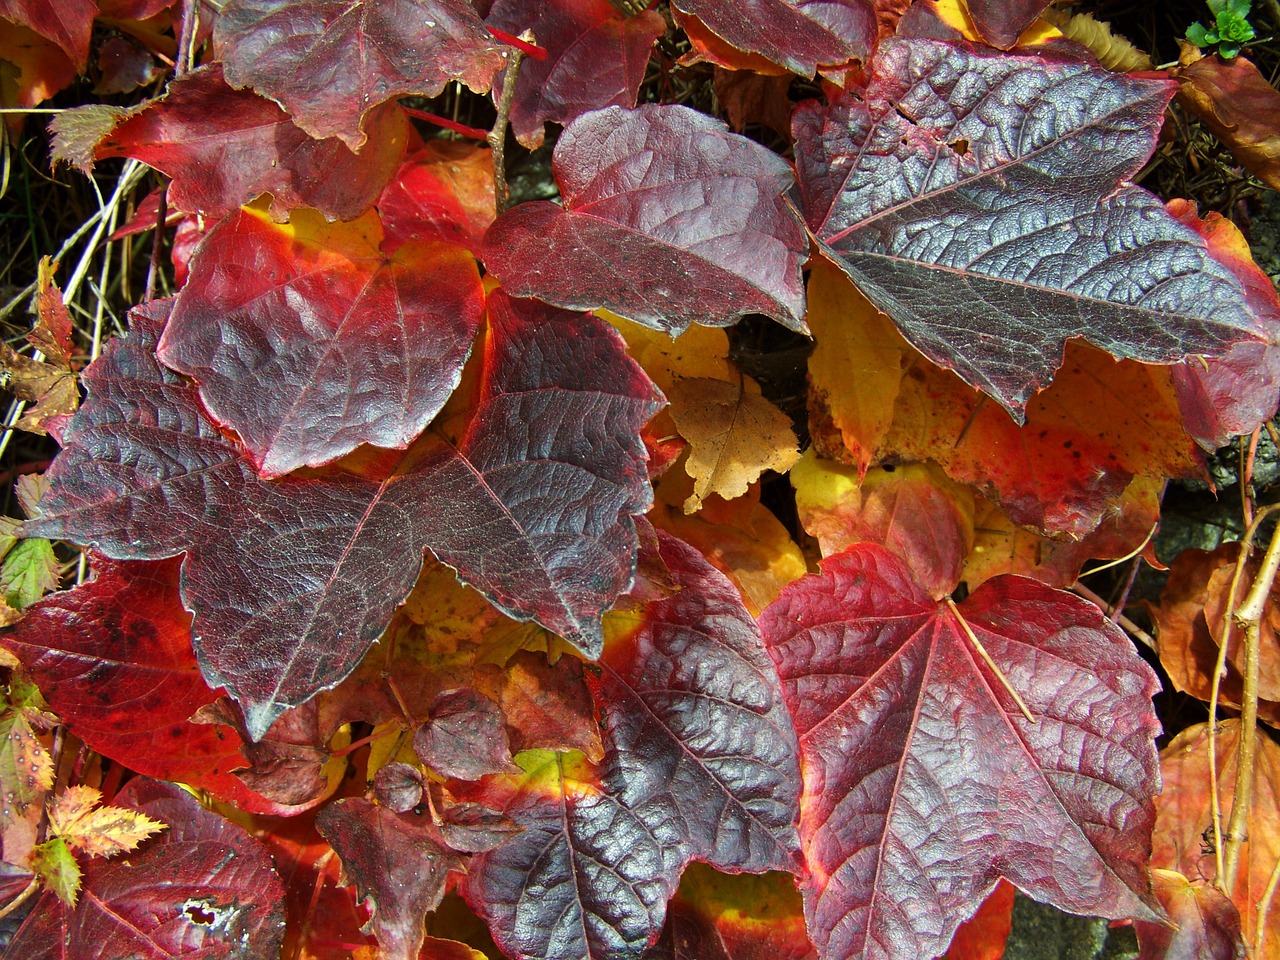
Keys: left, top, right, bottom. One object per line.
{"left": 945, "top": 598, "right": 1036, "bottom": 723}
{"left": 488, "top": 33, "right": 532, "bottom": 213}
{"left": 1222, "top": 515, "right": 1280, "bottom": 893}
{"left": 0, "top": 876, "right": 40, "bottom": 920}
{"left": 1256, "top": 855, "right": 1280, "bottom": 958}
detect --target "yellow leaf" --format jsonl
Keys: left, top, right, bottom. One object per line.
{"left": 806, "top": 259, "right": 906, "bottom": 475}
{"left": 0, "top": 708, "right": 53, "bottom": 828}
{"left": 1040, "top": 10, "right": 1152, "bottom": 72}
{"left": 47, "top": 784, "right": 166, "bottom": 859}
{"left": 668, "top": 376, "right": 799, "bottom": 513}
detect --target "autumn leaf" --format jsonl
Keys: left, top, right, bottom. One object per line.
{"left": 214, "top": 0, "right": 505, "bottom": 148}
{"left": 487, "top": 0, "right": 665, "bottom": 148}
{"left": 943, "top": 881, "right": 1015, "bottom": 960}
{"left": 0, "top": 674, "right": 55, "bottom": 831}
{"left": 159, "top": 204, "right": 484, "bottom": 478}
{"left": 1177, "top": 51, "right": 1280, "bottom": 191}
{"left": 484, "top": 104, "right": 808, "bottom": 335}
{"left": 760, "top": 544, "right": 1163, "bottom": 960}
{"left": 0, "top": 0, "right": 94, "bottom": 68}
{"left": 0, "top": 537, "right": 59, "bottom": 610}
{"left": 378, "top": 138, "right": 497, "bottom": 255}
{"left": 964, "top": 0, "right": 1052, "bottom": 48}
{"left": 1134, "top": 869, "right": 1246, "bottom": 960}
{"left": 8, "top": 779, "right": 287, "bottom": 959}
{"left": 668, "top": 375, "right": 799, "bottom": 513}
{"left": 413, "top": 688, "right": 518, "bottom": 780}
{"left": 46, "top": 784, "right": 166, "bottom": 859}
{"left": 670, "top": 0, "right": 874, "bottom": 77}
{"left": 67, "top": 64, "right": 412, "bottom": 221}
{"left": 796, "top": 38, "right": 1266, "bottom": 415}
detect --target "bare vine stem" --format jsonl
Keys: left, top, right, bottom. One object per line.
{"left": 488, "top": 33, "right": 532, "bottom": 213}
{"left": 1221, "top": 514, "right": 1280, "bottom": 893}
{"left": 1256, "top": 856, "right": 1280, "bottom": 958}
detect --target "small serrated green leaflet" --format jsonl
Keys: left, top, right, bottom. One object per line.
{"left": 0, "top": 518, "right": 20, "bottom": 564}
{"left": 30, "top": 836, "right": 81, "bottom": 906}
{"left": 1, "top": 539, "right": 59, "bottom": 610}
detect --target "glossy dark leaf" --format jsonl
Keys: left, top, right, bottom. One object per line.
{"left": 414, "top": 688, "right": 517, "bottom": 780}
{"left": 465, "top": 531, "right": 800, "bottom": 960}
{"left": 966, "top": 0, "right": 1052, "bottom": 48}
{"left": 26, "top": 293, "right": 659, "bottom": 738}
{"left": 484, "top": 104, "right": 808, "bottom": 335}
{"left": 487, "top": 0, "right": 665, "bottom": 148}
{"left": 316, "top": 798, "right": 464, "bottom": 960}
{"left": 214, "top": 0, "right": 506, "bottom": 148}
{"left": 0, "top": 557, "right": 271, "bottom": 812}
{"left": 374, "top": 762, "right": 426, "bottom": 813}
{"left": 378, "top": 138, "right": 496, "bottom": 255}
{"left": 670, "top": 0, "right": 874, "bottom": 76}
{"left": 760, "top": 544, "right": 1163, "bottom": 960}
{"left": 7, "top": 778, "right": 286, "bottom": 959}
{"left": 795, "top": 38, "right": 1266, "bottom": 415}
{"left": 159, "top": 206, "right": 484, "bottom": 477}
{"left": 89, "top": 65, "right": 411, "bottom": 221}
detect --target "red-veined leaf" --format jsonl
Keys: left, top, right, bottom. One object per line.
{"left": 795, "top": 38, "right": 1266, "bottom": 416}
{"left": 760, "top": 544, "right": 1163, "bottom": 960}
{"left": 483, "top": 104, "right": 808, "bottom": 335}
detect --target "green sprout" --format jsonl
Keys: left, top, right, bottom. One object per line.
{"left": 1187, "top": 0, "right": 1256, "bottom": 58}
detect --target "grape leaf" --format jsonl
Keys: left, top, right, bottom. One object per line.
{"left": 0, "top": 557, "right": 314, "bottom": 814}
{"left": 759, "top": 544, "right": 1163, "bottom": 960}
{"left": 487, "top": 0, "right": 664, "bottom": 148}
{"left": 466, "top": 530, "right": 800, "bottom": 960}
{"left": 794, "top": 38, "right": 1266, "bottom": 415}
{"left": 159, "top": 205, "right": 484, "bottom": 477}
{"left": 83, "top": 64, "right": 411, "bottom": 221}
{"left": 483, "top": 103, "right": 808, "bottom": 335}
{"left": 670, "top": 0, "right": 874, "bottom": 77}
{"left": 7, "top": 778, "right": 286, "bottom": 959}
{"left": 316, "top": 798, "right": 465, "bottom": 960}
{"left": 966, "top": 0, "right": 1052, "bottom": 48}
{"left": 0, "top": 0, "right": 94, "bottom": 68}
{"left": 26, "top": 292, "right": 659, "bottom": 738}
{"left": 214, "top": 0, "right": 507, "bottom": 148}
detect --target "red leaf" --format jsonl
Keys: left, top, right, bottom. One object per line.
{"left": 316, "top": 799, "right": 465, "bottom": 960}
{"left": 7, "top": 778, "right": 286, "bottom": 959}
{"left": 671, "top": 0, "right": 874, "bottom": 77}
{"left": 486, "top": 0, "right": 665, "bottom": 148}
{"left": 413, "top": 688, "right": 517, "bottom": 781}
{"left": 1165, "top": 200, "right": 1280, "bottom": 448}
{"left": 965, "top": 0, "right": 1052, "bottom": 48}
{"left": 483, "top": 103, "right": 808, "bottom": 335}
{"left": 943, "top": 880, "right": 1015, "bottom": 960}
{"left": 0, "top": 0, "right": 94, "bottom": 68}
{"left": 91, "top": 65, "right": 411, "bottom": 221}
{"left": 0, "top": 557, "right": 268, "bottom": 812}
{"left": 465, "top": 530, "right": 799, "bottom": 960}
{"left": 1134, "top": 869, "right": 1245, "bottom": 960}
{"left": 213, "top": 0, "right": 507, "bottom": 149}
{"left": 378, "top": 139, "right": 496, "bottom": 256}
{"left": 26, "top": 293, "right": 659, "bottom": 738}
{"left": 759, "top": 544, "right": 1163, "bottom": 960}
{"left": 159, "top": 206, "right": 484, "bottom": 477}
{"left": 795, "top": 38, "right": 1266, "bottom": 415}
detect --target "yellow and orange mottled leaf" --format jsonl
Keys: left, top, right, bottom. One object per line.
{"left": 46, "top": 784, "right": 166, "bottom": 859}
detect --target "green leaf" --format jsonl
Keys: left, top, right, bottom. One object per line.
{"left": 1226, "top": 0, "right": 1252, "bottom": 20}
{"left": 0, "top": 539, "right": 59, "bottom": 610}
{"left": 0, "top": 518, "right": 20, "bottom": 564}
{"left": 1187, "top": 22, "right": 1216, "bottom": 46}
{"left": 30, "top": 836, "right": 81, "bottom": 906}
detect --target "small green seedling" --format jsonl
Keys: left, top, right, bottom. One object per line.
{"left": 1187, "top": 0, "right": 1256, "bottom": 58}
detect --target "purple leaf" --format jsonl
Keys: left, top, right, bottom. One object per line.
{"left": 483, "top": 104, "right": 808, "bottom": 335}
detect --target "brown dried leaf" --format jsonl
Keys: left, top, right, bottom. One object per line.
{"left": 1177, "top": 54, "right": 1280, "bottom": 191}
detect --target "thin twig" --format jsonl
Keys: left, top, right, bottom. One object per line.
{"left": 946, "top": 598, "right": 1036, "bottom": 723}
{"left": 144, "top": 184, "right": 168, "bottom": 303}
{"left": 487, "top": 34, "right": 531, "bottom": 213}
{"left": 1221, "top": 516, "right": 1280, "bottom": 892}
{"left": 0, "top": 876, "right": 40, "bottom": 921}
{"left": 1069, "top": 581, "right": 1157, "bottom": 651}
{"left": 1256, "top": 856, "right": 1280, "bottom": 959}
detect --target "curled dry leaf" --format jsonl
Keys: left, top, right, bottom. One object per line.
{"left": 1176, "top": 52, "right": 1280, "bottom": 191}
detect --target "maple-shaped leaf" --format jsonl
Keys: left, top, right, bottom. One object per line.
{"left": 213, "top": 0, "right": 506, "bottom": 149}
{"left": 0, "top": 0, "right": 94, "bottom": 68}
{"left": 795, "top": 38, "right": 1265, "bottom": 415}
{"left": 159, "top": 205, "right": 484, "bottom": 477}
{"left": 8, "top": 778, "right": 287, "bottom": 959}
{"left": 668, "top": 376, "right": 799, "bottom": 513}
{"left": 670, "top": 0, "right": 874, "bottom": 77}
{"left": 78, "top": 64, "right": 411, "bottom": 221}
{"left": 487, "top": 0, "right": 665, "bottom": 148}
{"left": 46, "top": 784, "right": 165, "bottom": 859}
{"left": 484, "top": 104, "right": 808, "bottom": 335}
{"left": 466, "top": 530, "right": 800, "bottom": 960}
{"left": 759, "top": 544, "right": 1163, "bottom": 960}
{"left": 317, "top": 798, "right": 465, "bottom": 960}
{"left": 27, "top": 293, "right": 659, "bottom": 737}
